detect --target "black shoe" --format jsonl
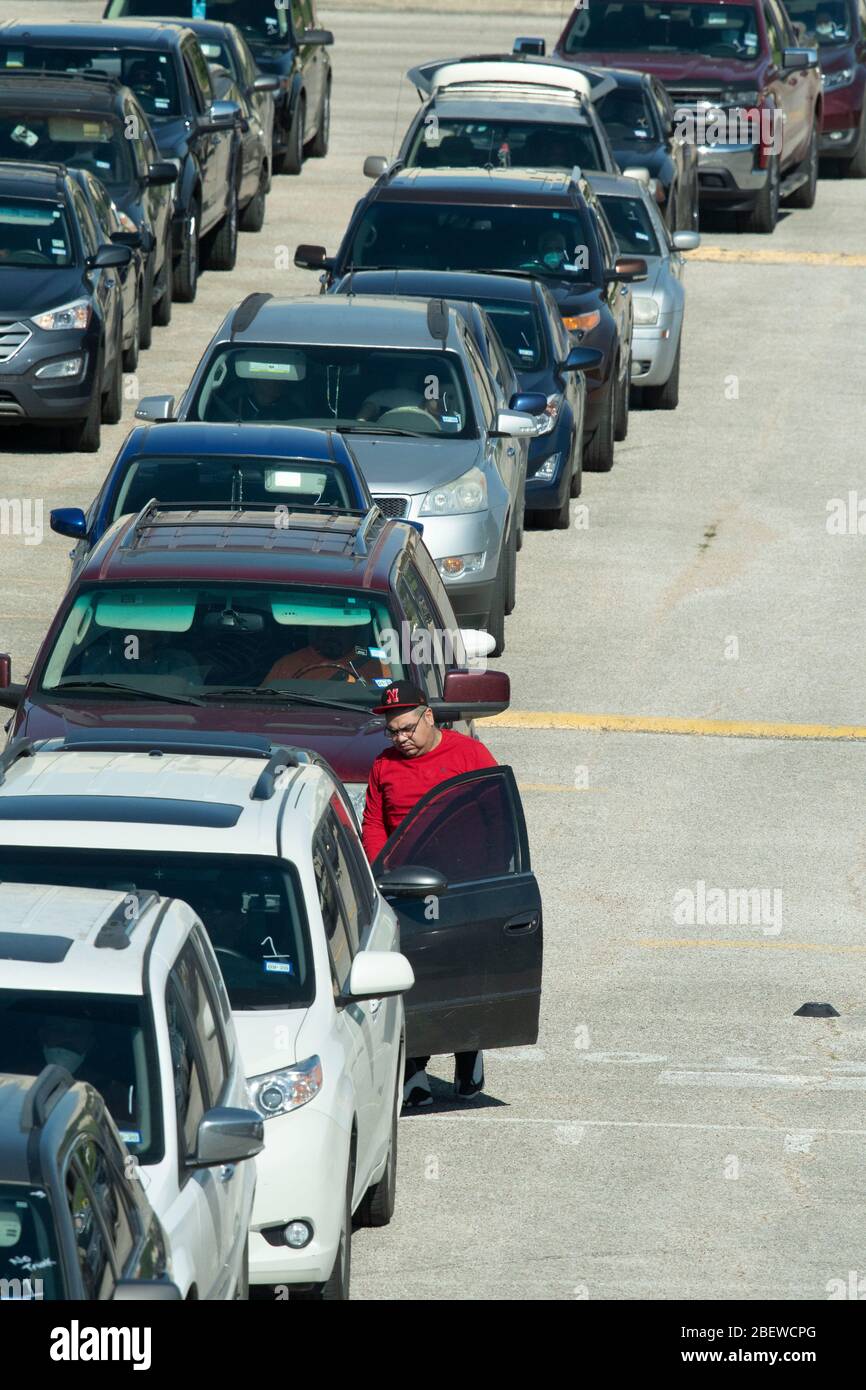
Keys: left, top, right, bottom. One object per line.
{"left": 403, "top": 1070, "right": 433, "bottom": 1108}
{"left": 453, "top": 1053, "right": 484, "bottom": 1099}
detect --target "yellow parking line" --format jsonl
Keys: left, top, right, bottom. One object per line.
{"left": 479, "top": 710, "right": 866, "bottom": 741}
{"left": 639, "top": 938, "right": 866, "bottom": 953}
{"left": 691, "top": 245, "right": 866, "bottom": 268}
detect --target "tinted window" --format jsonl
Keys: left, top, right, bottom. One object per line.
{"left": 595, "top": 86, "right": 657, "bottom": 147}
{"left": 184, "top": 40, "right": 213, "bottom": 107}
{"left": 598, "top": 195, "right": 661, "bottom": 258}
{"left": 314, "top": 832, "right": 354, "bottom": 991}
{"left": 75, "top": 1138, "right": 136, "bottom": 1272}
{"left": 70, "top": 184, "right": 99, "bottom": 257}
{"left": 0, "top": 114, "right": 135, "bottom": 190}
{"left": 109, "top": 453, "right": 358, "bottom": 522}
{"left": 406, "top": 116, "right": 605, "bottom": 173}
{"left": 477, "top": 300, "right": 545, "bottom": 371}
{"left": 397, "top": 563, "right": 446, "bottom": 698}
{"left": 0, "top": 48, "right": 182, "bottom": 121}
{"left": 785, "top": 0, "right": 852, "bottom": 41}
{"left": 319, "top": 809, "right": 362, "bottom": 950}
{"left": 0, "top": 1184, "right": 63, "bottom": 1300}
{"left": 763, "top": 2, "right": 784, "bottom": 62}
{"left": 102, "top": 1, "right": 291, "bottom": 45}
{"left": 562, "top": 0, "right": 761, "bottom": 61}
{"left": 377, "top": 771, "right": 519, "bottom": 883}
{"left": 170, "top": 942, "right": 227, "bottom": 1104}
{"left": 0, "top": 197, "right": 73, "bottom": 268}
{"left": 66, "top": 1156, "right": 114, "bottom": 1299}
{"left": 166, "top": 982, "right": 207, "bottom": 1161}
{"left": 329, "top": 792, "right": 376, "bottom": 928}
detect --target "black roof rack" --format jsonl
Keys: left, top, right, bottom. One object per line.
{"left": 231, "top": 292, "right": 272, "bottom": 337}
{"left": 427, "top": 297, "right": 449, "bottom": 345}
{"left": 20, "top": 1065, "right": 73, "bottom": 1133}
{"left": 250, "top": 745, "right": 342, "bottom": 801}
{"left": 121, "top": 500, "right": 383, "bottom": 546}
{"left": 352, "top": 504, "right": 384, "bottom": 557}
{"left": 94, "top": 889, "right": 159, "bottom": 950}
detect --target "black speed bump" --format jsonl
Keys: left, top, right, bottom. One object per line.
{"left": 794, "top": 1002, "right": 840, "bottom": 1018}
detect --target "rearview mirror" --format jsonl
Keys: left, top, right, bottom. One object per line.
{"left": 493, "top": 409, "right": 537, "bottom": 438}
{"left": 190, "top": 1107, "right": 264, "bottom": 1168}
{"left": 363, "top": 154, "right": 389, "bottom": 179}
{"left": 604, "top": 256, "right": 648, "bottom": 284}
{"left": 672, "top": 230, "right": 700, "bottom": 251}
{"left": 509, "top": 390, "right": 547, "bottom": 415}
{"left": 87, "top": 243, "right": 132, "bottom": 270}
{"left": 339, "top": 950, "right": 415, "bottom": 1005}
{"left": 135, "top": 394, "right": 175, "bottom": 421}
{"left": 146, "top": 160, "right": 177, "bottom": 186}
{"left": 294, "top": 243, "right": 332, "bottom": 271}
{"left": 375, "top": 866, "right": 448, "bottom": 898}
{"left": 429, "top": 667, "right": 510, "bottom": 720}
{"left": 561, "top": 345, "right": 604, "bottom": 372}
{"left": 50, "top": 507, "right": 87, "bottom": 540}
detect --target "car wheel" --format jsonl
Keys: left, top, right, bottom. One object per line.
{"left": 582, "top": 376, "right": 616, "bottom": 472}
{"left": 487, "top": 570, "right": 506, "bottom": 657}
{"left": 205, "top": 183, "right": 239, "bottom": 270}
{"left": 139, "top": 262, "right": 153, "bottom": 350}
{"left": 504, "top": 523, "right": 518, "bottom": 614}
{"left": 643, "top": 337, "right": 681, "bottom": 410}
{"left": 296, "top": 1160, "right": 352, "bottom": 1300}
{"left": 308, "top": 80, "right": 331, "bottom": 158}
{"left": 844, "top": 113, "right": 866, "bottom": 177}
{"left": 153, "top": 238, "right": 174, "bottom": 326}
{"left": 234, "top": 1238, "right": 249, "bottom": 1300}
{"left": 282, "top": 95, "right": 305, "bottom": 176}
{"left": 101, "top": 332, "right": 123, "bottom": 425}
{"left": 739, "top": 154, "right": 779, "bottom": 233}
{"left": 357, "top": 1062, "right": 400, "bottom": 1228}
{"left": 786, "top": 124, "right": 818, "bottom": 208}
{"left": 239, "top": 164, "right": 267, "bottom": 232}
{"left": 122, "top": 293, "right": 140, "bottom": 373}
{"left": 569, "top": 431, "right": 583, "bottom": 497}
{"left": 173, "top": 205, "right": 199, "bottom": 302}
{"left": 63, "top": 357, "right": 102, "bottom": 452}
{"left": 614, "top": 357, "right": 630, "bottom": 441}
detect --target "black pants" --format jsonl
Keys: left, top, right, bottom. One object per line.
{"left": 406, "top": 1053, "right": 480, "bottom": 1085}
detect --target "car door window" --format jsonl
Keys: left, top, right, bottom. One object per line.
{"left": 768, "top": 0, "right": 795, "bottom": 44}
{"left": 649, "top": 81, "right": 670, "bottom": 137}
{"left": 70, "top": 185, "right": 99, "bottom": 257}
{"left": 594, "top": 205, "right": 618, "bottom": 265}
{"left": 763, "top": 3, "right": 785, "bottom": 63}
{"left": 170, "top": 944, "right": 227, "bottom": 1106}
{"left": 412, "top": 544, "right": 465, "bottom": 657}
{"left": 376, "top": 768, "right": 523, "bottom": 885}
{"left": 319, "top": 807, "right": 363, "bottom": 949}
{"left": 166, "top": 981, "right": 208, "bottom": 1164}
{"left": 183, "top": 46, "right": 208, "bottom": 115}
{"left": 463, "top": 335, "right": 496, "bottom": 425}
{"left": 484, "top": 324, "right": 514, "bottom": 406}
{"left": 330, "top": 792, "right": 377, "bottom": 929}
{"left": 86, "top": 176, "right": 114, "bottom": 239}
{"left": 66, "top": 1153, "right": 115, "bottom": 1299}
{"left": 397, "top": 564, "right": 443, "bottom": 698}
{"left": 314, "top": 830, "right": 354, "bottom": 992}
{"left": 79, "top": 1137, "right": 136, "bottom": 1272}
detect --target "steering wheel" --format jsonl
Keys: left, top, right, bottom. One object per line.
{"left": 292, "top": 661, "right": 368, "bottom": 685}
{"left": 376, "top": 406, "right": 440, "bottom": 434}
{"left": 214, "top": 946, "right": 247, "bottom": 962}
{"left": 10, "top": 250, "right": 50, "bottom": 265}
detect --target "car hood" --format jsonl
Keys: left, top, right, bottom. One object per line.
{"left": 0, "top": 266, "right": 85, "bottom": 317}
{"left": 234, "top": 1008, "right": 307, "bottom": 1075}
{"left": 344, "top": 434, "right": 485, "bottom": 494}
{"left": 632, "top": 257, "right": 666, "bottom": 297}
{"left": 19, "top": 698, "right": 390, "bottom": 785}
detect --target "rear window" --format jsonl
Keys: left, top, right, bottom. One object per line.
{"left": 0, "top": 199, "right": 73, "bottom": 269}
{"left": 598, "top": 194, "right": 661, "bottom": 257}
{"left": 109, "top": 453, "right": 360, "bottom": 522}
{"left": 0, "top": 115, "right": 134, "bottom": 190}
{"left": 405, "top": 117, "right": 605, "bottom": 174}
{"left": 475, "top": 300, "right": 546, "bottom": 370}
{"left": 0, "top": 47, "right": 182, "bottom": 121}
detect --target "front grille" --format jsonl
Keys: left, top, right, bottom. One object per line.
{"left": 374, "top": 495, "right": 409, "bottom": 519}
{"left": 0, "top": 319, "right": 31, "bottom": 364}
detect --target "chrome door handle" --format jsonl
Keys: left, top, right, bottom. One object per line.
{"left": 219, "top": 1164, "right": 235, "bottom": 1182}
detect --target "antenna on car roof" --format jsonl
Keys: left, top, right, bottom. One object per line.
{"left": 427, "top": 298, "right": 448, "bottom": 346}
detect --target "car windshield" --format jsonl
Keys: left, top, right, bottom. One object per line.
{"left": 0, "top": 1183, "right": 63, "bottom": 1300}
{"left": 189, "top": 345, "right": 477, "bottom": 438}
{"left": 562, "top": 0, "right": 761, "bottom": 61}
{"left": 0, "top": 47, "right": 181, "bottom": 122}
{"left": 405, "top": 117, "right": 605, "bottom": 173}
{"left": 599, "top": 194, "right": 662, "bottom": 257}
{"left": 0, "top": 989, "right": 163, "bottom": 1165}
{"left": 784, "top": 0, "right": 851, "bottom": 44}
{"left": 0, "top": 199, "right": 73, "bottom": 269}
{"left": 475, "top": 300, "right": 546, "bottom": 370}
{"left": 347, "top": 202, "right": 595, "bottom": 283}
{"left": 39, "top": 582, "right": 409, "bottom": 708}
{"left": 0, "top": 851, "right": 314, "bottom": 1013}
{"left": 108, "top": 453, "right": 361, "bottom": 524}
{"left": 0, "top": 115, "right": 134, "bottom": 191}
{"left": 595, "top": 88, "right": 656, "bottom": 148}
{"left": 103, "top": 0, "right": 290, "bottom": 47}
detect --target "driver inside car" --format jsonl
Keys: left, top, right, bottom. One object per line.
{"left": 263, "top": 623, "right": 391, "bottom": 685}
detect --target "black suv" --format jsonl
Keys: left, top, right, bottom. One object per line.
{"left": 298, "top": 167, "right": 646, "bottom": 473}
{"left": 0, "top": 20, "right": 243, "bottom": 302}
{"left": 0, "top": 1067, "right": 177, "bottom": 1300}
{"left": 0, "top": 73, "right": 175, "bottom": 346}
{"left": 102, "top": 0, "right": 334, "bottom": 175}
{"left": 0, "top": 162, "right": 131, "bottom": 452}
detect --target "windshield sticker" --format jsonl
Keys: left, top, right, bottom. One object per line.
{"left": 10, "top": 125, "right": 38, "bottom": 147}
{"left": 118, "top": 1130, "right": 141, "bottom": 1145}
{"left": 367, "top": 646, "right": 387, "bottom": 659}
{"left": 373, "top": 677, "right": 393, "bottom": 687}
{"left": 154, "top": 98, "right": 171, "bottom": 111}
{"left": 518, "top": 348, "right": 534, "bottom": 358}
{"left": 264, "top": 960, "right": 294, "bottom": 974}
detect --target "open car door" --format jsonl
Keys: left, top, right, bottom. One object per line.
{"left": 372, "top": 766, "right": 542, "bottom": 1057}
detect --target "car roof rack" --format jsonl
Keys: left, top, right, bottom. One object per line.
{"left": 427, "top": 297, "right": 449, "bottom": 345}
{"left": 250, "top": 745, "right": 342, "bottom": 801}
{"left": 122, "top": 499, "right": 374, "bottom": 545}
{"left": 231, "top": 291, "right": 272, "bottom": 338}
{"left": 94, "top": 889, "right": 159, "bottom": 950}
{"left": 352, "top": 504, "right": 384, "bottom": 557}
{"left": 52, "top": 729, "right": 276, "bottom": 759}
{"left": 20, "top": 1065, "right": 74, "bottom": 1133}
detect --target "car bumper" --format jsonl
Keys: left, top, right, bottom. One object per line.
{"left": 820, "top": 91, "right": 863, "bottom": 153}
{"left": 525, "top": 426, "right": 571, "bottom": 510}
{"left": 631, "top": 317, "right": 680, "bottom": 388}
{"left": 0, "top": 333, "right": 97, "bottom": 424}
{"left": 407, "top": 508, "right": 505, "bottom": 623}
{"left": 696, "top": 144, "right": 766, "bottom": 209}
{"left": 249, "top": 1103, "right": 351, "bottom": 1287}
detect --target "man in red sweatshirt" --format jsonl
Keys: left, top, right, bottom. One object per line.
{"left": 362, "top": 679, "right": 496, "bottom": 1108}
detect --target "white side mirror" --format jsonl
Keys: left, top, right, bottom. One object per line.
{"left": 346, "top": 951, "right": 414, "bottom": 1002}
{"left": 460, "top": 628, "right": 496, "bottom": 660}
{"left": 363, "top": 154, "right": 388, "bottom": 179}
{"left": 672, "top": 230, "right": 701, "bottom": 252}
{"left": 622, "top": 165, "right": 651, "bottom": 185}
{"left": 495, "top": 409, "right": 537, "bottom": 438}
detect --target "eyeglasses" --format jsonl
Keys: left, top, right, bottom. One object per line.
{"left": 385, "top": 709, "right": 427, "bottom": 741}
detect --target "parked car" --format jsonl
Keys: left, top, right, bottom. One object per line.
{"left": 297, "top": 168, "right": 645, "bottom": 472}
{"left": 207, "top": 63, "right": 272, "bottom": 232}
{"left": 0, "top": 161, "right": 131, "bottom": 451}
{"left": 0, "top": 1065, "right": 180, "bottom": 1301}
{"left": 0, "top": 20, "right": 245, "bottom": 297}
{"left": 49, "top": 420, "right": 375, "bottom": 583}
{"left": 68, "top": 167, "right": 144, "bottom": 375}
{"left": 137, "top": 293, "right": 540, "bottom": 651}
{"left": 388, "top": 53, "right": 620, "bottom": 176}
{"left": 0, "top": 501, "right": 509, "bottom": 814}
{"left": 0, "top": 727, "right": 541, "bottom": 1297}
{"left": 786, "top": 0, "right": 866, "bottom": 175}
{"left": 0, "top": 880, "right": 263, "bottom": 1299}
{"left": 101, "top": 0, "right": 334, "bottom": 176}
{"left": 551, "top": 0, "right": 822, "bottom": 234}
{"left": 332, "top": 269, "right": 603, "bottom": 529}
{"left": 590, "top": 172, "right": 700, "bottom": 409}
{"left": 0, "top": 72, "right": 175, "bottom": 344}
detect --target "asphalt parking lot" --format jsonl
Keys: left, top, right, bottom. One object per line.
{"left": 0, "top": 2, "right": 865, "bottom": 1302}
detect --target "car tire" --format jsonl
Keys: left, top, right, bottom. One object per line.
{"left": 122, "top": 293, "right": 140, "bottom": 373}
{"left": 569, "top": 431, "right": 583, "bottom": 498}
{"left": 739, "top": 154, "right": 779, "bottom": 233}
{"left": 101, "top": 332, "right": 123, "bottom": 425}
{"left": 139, "top": 263, "right": 153, "bottom": 350}
{"left": 239, "top": 164, "right": 267, "bottom": 232}
{"left": 234, "top": 1239, "right": 249, "bottom": 1300}
{"left": 153, "top": 239, "right": 174, "bottom": 326}
{"left": 583, "top": 375, "right": 616, "bottom": 472}
{"left": 614, "top": 357, "right": 630, "bottom": 441}
{"left": 205, "top": 183, "right": 239, "bottom": 271}
{"left": 296, "top": 1159, "right": 352, "bottom": 1300}
{"left": 487, "top": 570, "right": 506, "bottom": 657}
{"left": 282, "top": 95, "right": 305, "bottom": 176}
{"left": 844, "top": 114, "right": 866, "bottom": 177}
{"left": 504, "top": 523, "right": 518, "bottom": 614}
{"left": 643, "top": 337, "right": 681, "bottom": 410}
{"left": 786, "top": 124, "right": 818, "bottom": 208}
{"left": 357, "top": 1064, "right": 400, "bottom": 1228}
{"left": 173, "top": 205, "right": 199, "bottom": 303}
{"left": 308, "top": 80, "right": 330, "bottom": 158}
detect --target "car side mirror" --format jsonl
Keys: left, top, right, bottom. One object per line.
{"left": 459, "top": 628, "right": 496, "bottom": 662}
{"left": 146, "top": 160, "right": 178, "bottom": 186}
{"left": 87, "top": 243, "right": 132, "bottom": 270}
{"left": 672, "top": 230, "right": 701, "bottom": 251}
{"left": 561, "top": 345, "right": 604, "bottom": 372}
{"left": 302, "top": 28, "right": 334, "bottom": 45}
{"left": 604, "top": 256, "right": 648, "bottom": 284}
{"left": 621, "top": 165, "right": 651, "bottom": 186}
{"left": 429, "top": 668, "right": 510, "bottom": 720}
{"left": 513, "top": 36, "right": 546, "bottom": 55}
{"left": 111, "top": 228, "right": 143, "bottom": 250}
{"left": 782, "top": 45, "right": 819, "bottom": 68}
{"left": 294, "top": 243, "right": 333, "bottom": 270}
{"left": 113, "top": 1280, "right": 183, "bottom": 1301}
{"left": 50, "top": 507, "right": 87, "bottom": 540}
{"left": 338, "top": 950, "right": 415, "bottom": 1005}
{"left": 509, "top": 390, "right": 547, "bottom": 415}
{"left": 252, "top": 74, "right": 280, "bottom": 93}
{"left": 190, "top": 1106, "right": 264, "bottom": 1168}
{"left": 135, "top": 394, "right": 175, "bottom": 421}
{"left": 197, "top": 100, "right": 239, "bottom": 134}
{"left": 0, "top": 653, "right": 25, "bottom": 709}
{"left": 493, "top": 408, "right": 538, "bottom": 437}
{"left": 363, "top": 154, "right": 389, "bottom": 179}
{"left": 375, "top": 866, "right": 448, "bottom": 898}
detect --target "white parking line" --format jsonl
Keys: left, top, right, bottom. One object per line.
{"left": 409, "top": 1116, "right": 866, "bottom": 1136}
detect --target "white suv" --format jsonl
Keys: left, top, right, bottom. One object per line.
{"left": 0, "top": 881, "right": 262, "bottom": 1300}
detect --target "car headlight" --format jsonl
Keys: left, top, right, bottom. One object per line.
{"left": 248, "top": 1056, "right": 322, "bottom": 1119}
{"left": 534, "top": 394, "right": 563, "bottom": 436}
{"left": 420, "top": 466, "right": 487, "bottom": 516}
{"left": 32, "top": 298, "right": 92, "bottom": 332}
{"left": 822, "top": 68, "right": 854, "bottom": 90}
{"left": 562, "top": 310, "right": 600, "bottom": 334}
{"left": 632, "top": 298, "right": 660, "bottom": 326}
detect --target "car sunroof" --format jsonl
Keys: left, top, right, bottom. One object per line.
{"left": 0, "top": 931, "right": 72, "bottom": 964}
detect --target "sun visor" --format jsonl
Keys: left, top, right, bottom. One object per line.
{"left": 235, "top": 355, "right": 307, "bottom": 381}
{"left": 94, "top": 595, "right": 196, "bottom": 632}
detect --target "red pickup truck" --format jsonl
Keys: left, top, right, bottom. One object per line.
{"left": 548, "top": 0, "right": 822, "bottom": 232}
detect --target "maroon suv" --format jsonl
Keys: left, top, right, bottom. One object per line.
{"left": 0, "top": 502, "right": 509, "bottom": 815}
{"left": 552, "top": 0, "right": 823, "bottom": 232}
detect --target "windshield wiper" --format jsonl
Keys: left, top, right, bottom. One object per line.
{"left": 338, "top": 425, "right": 420, "bottom": 438}
{"left": 52, "top": 680, "right": 205, "bottom": 706}
{"left": 199, "top": 686, "right": 367, "bottom": 714}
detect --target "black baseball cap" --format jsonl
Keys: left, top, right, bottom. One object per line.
{"left": 372, "top": 680, "right": 428, "bottom": 716}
